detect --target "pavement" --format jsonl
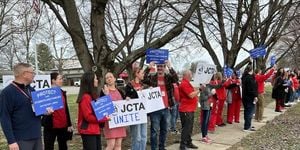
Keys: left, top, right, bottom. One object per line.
{"left": 166, "top": 101, "right": 289, "bottom": 150}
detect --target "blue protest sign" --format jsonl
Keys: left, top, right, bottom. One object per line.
{"left": 91, "top": 95, "right": 115, "bottom": 121}
{"left": 224, "top": 66, "right": 233, "bottom": 78}
{"left": 31, "top": 87, "right": 63, "bottom": 116}
{"left": 270, "top": 55, "right": 276, "bottom": 66}
{"left": 146, "top": 48, "right": 169, "bottom": 64}
{"left": 249, "top": 46, "right": 266, "bottom": 58}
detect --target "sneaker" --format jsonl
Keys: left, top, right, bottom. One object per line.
{"left": 243, "top": 128, "right": 256, "bottom": 132}
{"left": 170, "top": 130, "right": 178, "bottom": 134}
{"left": 201, "top": 137, "right": 211, "bottom": 144}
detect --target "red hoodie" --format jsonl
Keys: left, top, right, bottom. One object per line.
{"left": 292, "top": 76, "right": 299, "bottom": 90}
{"left": 210, "top": 79, "right": 230, "bottom": 100}
{"left": 255, "top": 68, "right": 274, "bottom": 94}
{"left": 77, "top": 93, "right": 107, "bottom": 135}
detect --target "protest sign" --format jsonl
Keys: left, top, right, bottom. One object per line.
{"left": 108, "top": 98, "right": 147, "bottom": 129}
{"left": 2, "top": 75, "right": 51, "bottom": 90}
{"left": 270, "top": 55, "right": 276, "bottom": 66}
{"left": 146, "top": 48, "right": 169, "bottom": 64}
{"left": 31, "top": 87, "right": 63, "bottom": 116}
{"left": 224, "top": 66, "right": 233, "bottom": 78}
{"left": 193, "top": 63, "right": 217, "bottom": 84}
{"left": 137, "top": 87, "right": 165, "bottom": 113}
{"left": 91, "top": 95, "right": 115, "bottom": 121}
{"left": 249, "top": 46, "right": 266, "bottom": 58}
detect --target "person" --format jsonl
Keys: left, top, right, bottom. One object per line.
{"left": 272, "top": 68, "right": 286, "bottom": 112}
{"left": 199, "top": 83, "right": 215, "bottom": 144}
{"left": 169, "top": 81, "right": 180, "bottom": 134}
{"left": 77, "top": 71, "right": 108, "bottom": 150}
{"left": 143, "top": 60, "right": 178, "bottom": 150}
{"left": 0, "top": 63, "right": 43, "bottom": 150}
{"left": 226, "top": 71, "right": 242, "bottom": 124}
{"left": 178, "top": 70, "right": 198, "bottom": 150}
{"left": 101, "top": 72, "right": 127, "bottom": 150}
{"left": 42, "top": 72, "right": 73, "bottom": 150}
{"left": 207, "top": 75, "right": 219, "bottom": 132}
{"left": 254, "top": 66, "right": 275, "bottom": 122}
{"left": 125, "top": 68, "right": 147, "bottom": 150}
{"left": 241, "top": 64, "right": 258, "bottom": 132}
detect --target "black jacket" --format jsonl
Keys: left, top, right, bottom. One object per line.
{"left": 241, "top": 73, "right": 258, "bottom": 105}
{"left": 272, "top": 76, "right": 286, "bottom": 99}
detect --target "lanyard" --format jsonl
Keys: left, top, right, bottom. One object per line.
{"left": 11, "top": 82, "right": 32, "bottom": 103}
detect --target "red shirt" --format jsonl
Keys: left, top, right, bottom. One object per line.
{"left": 210, "top": 80, "right": 228, "bottom": 100}
{"left": 158, "top": 76, "right": 169, "bottom": 108}
{"left": 52, "top": 92, "right": 68, "bottom": 128}
{"left": 179, "top": 78, "right": 198, "bottom": 112}
{"left": 255, "top": 68, "right": 274, "bottom": 94}
{"left": 292, "top": 77, "right": 299, "bottom": 90}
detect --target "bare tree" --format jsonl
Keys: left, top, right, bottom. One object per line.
{"left": 41, "top": 0, "right": 200, "bottom": 86}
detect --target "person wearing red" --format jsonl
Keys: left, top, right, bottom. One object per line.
{"left": 210, "top": 72, "right": 230, "bottom": 127}
{"left": 207, "top": 76, "right": 218, "bottom": 132}
{"left": 226, "top": 71, "right": 242, "bottom": 124}
{"left": 272, "top": 68, "right": 286, "bottom": 112}
{"left": 77, "top": 71, "right": 108, "bottom": 150}
{"left": 42, "top": 72, "right": 73, "bottom": 150}
{"left": 179, "top": 70, "right": 199, "bottom": 150}
{"left": 291, "top": 73, "right": 299, "bottom": 104}
{"left": 254, "top": 66, "right": 275, "bottom": 122}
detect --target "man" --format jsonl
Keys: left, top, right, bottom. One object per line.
{"left": 254, "top": 65, "right": 275, "bottom": 122}
{"left": 178, "top": 70, "right": 199, "bottom": 150}
{"left": 0, "top": 63, "right": 42, "bottom": 150}
{"left": 143, "top": 60, "right": 178, "bottom": 150}
{"left": 241, "top": 64, "right": 258, "bottom": 131}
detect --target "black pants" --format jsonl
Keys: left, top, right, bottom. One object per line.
{"left": 179, "top": 112, "right": 194, "bottom": 147}
{"left": 243, "top": 103, "right": 255, "bottom": 130}
{"left": 81, "top": 134, "right": 102, "bottom": 150}
{"left": 44, "top": 128, "right": 68, "bottom": 150}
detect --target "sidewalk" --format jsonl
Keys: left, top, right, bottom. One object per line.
{"left": 167, "top": 101, "right": 286, "bottom": 150}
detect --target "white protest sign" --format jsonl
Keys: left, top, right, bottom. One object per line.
{"left": 108, "top": 98, "right": 147, "bottom": 129}
{"left": 193, "top": 63, "right": 216, "bottom": 85}
{"left": 137, "top": 87, "right": 165, "bottom": 113}
{"left": 2, "top": 75, "right": 51, "bottom": 90}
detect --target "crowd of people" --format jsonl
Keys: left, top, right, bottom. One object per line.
{"left": 1, "top": 62, "right": 300, "bottom": 150}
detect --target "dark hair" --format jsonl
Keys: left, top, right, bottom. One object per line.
{"left": 50, "top": 72, "right": 59, "bottom": 81}
{"left": 275, "top": 68, "right": 284, "bottom": 78}
{"left": 76, "top": 71, "right": 98, "bottom": 103}
{"left": 243, "top": 64, "right": 253, "bottom": 76}
{"left": 133, "top": 67, "right": 142, "bottom": 78}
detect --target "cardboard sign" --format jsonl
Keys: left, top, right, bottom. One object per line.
{"left": 249, "top": 46, "right": 266, "bottom": 58}
{"left": 270, "top": 55, "right": 276, "bottom": 66}
{"left": 193, "top": 63, "right": 217, "bottom": 84}
{"left": 146, "top": 49, "right": 169, "bottom": 64}
{"left": 91, "top": 96, "right": 115, "bottom": 121}
{"left": 2, "top": 75, "right": 51, "bottom": 90}
{"left": 31, "top": 87, "right": 63, "bottom": 116}
{"left": 137, "top": 87, "right": 165, "bottom": 113}
{"left": 108, "top": 99, "right": 147, "bottom": 129}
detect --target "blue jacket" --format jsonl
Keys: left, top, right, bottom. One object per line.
{"left": 0, "top": 82, "right": 41, "bottom": 144}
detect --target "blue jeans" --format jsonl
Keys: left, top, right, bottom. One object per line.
{"left": 169, "top": 103, "right": 179, "bottom": 131}
{"left": 243, "top": 103, "right": 255, "bottom": 130}
{"left": 149, "top": 108, "right": 170, "bottom": 150}
{"left": 130, "top": 123, "right": 147, "bottom": 150}
{"left": 201, "top": 110, "right": 211, "bottom": 138}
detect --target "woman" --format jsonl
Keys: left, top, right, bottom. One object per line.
{"left": 125, "top": 68, "right": 147, "bottom": 150}
{"left": 42, "top": 72, "right": 73, "bottom": 150}
{"left": 241, "top": 64, "right": 258, "bottom": 131}
{"left": 77, "top": 71, "right": 107, "bottom": 150}
{"left": 272, "top": 69, "right": 286, "bottom": 112}
{"left": 102, "top": 72, "right": 127, "bottom": 150}
{"left": 226, "top": 71, "right": 242, "bottom": 124}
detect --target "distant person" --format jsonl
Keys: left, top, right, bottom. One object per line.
{"left": 179, "top": 70, "right": 198, "bottom": 150}
{"left": 169, "top": 81, "right": 180, "bottom": 134}
{"left": 226, "top": 71, "right": 242, "bottom": 124}
{"left": 272, "top": 68, "right": 286, "bottom": 112}
{"left": 143, "top": 60, "right": 178, "bottom": 150}
{"left": 207, "top": 75, "right": 219, "bottom": 132}
{"left": 0, "top": 63, "right": 43, "bottom": 150}
{"left": 199, "top": 83, "right": 215, "bottom": 144}
{"left": 42, "top": 72, "right": 73, "bottom": 150}
{"left": 241, "top": 64, "right": 258, "bottom": 132}
{"left": 254, "top": 65, "right": 275, "bottom": 122}
{"left": 101, "top": 72, "right": 127, "bottom": 150}
{"left": 125, "top": 67, "right": 147, "bottom": 150}
{"left": 77, "top": 71, "right": 108, "bottom": 150}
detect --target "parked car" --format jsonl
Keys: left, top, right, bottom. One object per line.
{"left": 74, "top": 80, "right": 81, "bottom": 86}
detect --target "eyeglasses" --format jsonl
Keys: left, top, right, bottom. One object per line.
{"left": 24, "top": 71, "right": 36, "bottom": 75}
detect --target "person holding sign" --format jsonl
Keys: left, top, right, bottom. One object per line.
{"left": 143, "top": 60, "right": 179, "bottom": 150}
{"left": 0, "top": 63, "right": 43, "bottom": 150}
{"left": 125, "top": 67, "right": 148, "bottom": 150}
{"left": 42, "top": 72, "right": 73, "bottom": 150}
{"left": 178, "top": 70, "right": 199, "bottom": 150}
{"left": 254, "top": 65, "right": 275, "bottom": 122}
{"left": 77, "top": 71, "right": 108, "bottom": 150}
{"left": 101, "top": 72, "right": 127, "bottom": 150}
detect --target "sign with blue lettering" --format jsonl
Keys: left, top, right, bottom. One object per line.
{"left": 91, "top": 96, "right": 115, "bottom": 121}
{"left": 224, "top": 66, "right": 233, "bottom": 78}
{"left": 108, "top": 99, "right": 147, "bottom": 129}
{"left": 137, "top": 87, "right": 165, "bottom": 113}
{"left": 146, "top": 48, "right": 169, "bottom": 64}
{"left": 31, "top": 87, "right": 63, "bottom": 116}
{"left": 249, "top": 46, "right": 266, "bottom": 58}
{"left": 270, "top": 55, "right": 276, "bottom": 66}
